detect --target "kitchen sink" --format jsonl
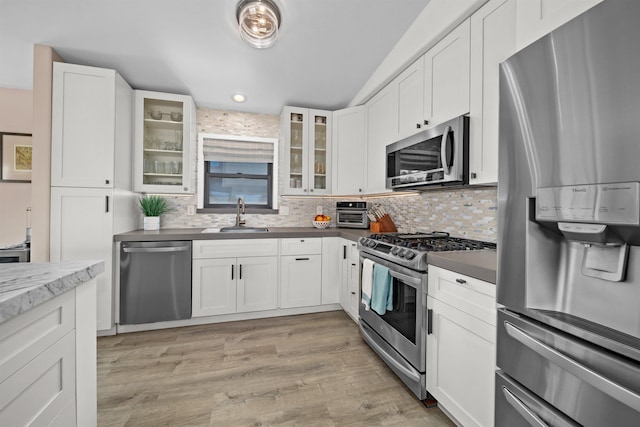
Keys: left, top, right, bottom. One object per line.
{"left": 202, "top": 226, "right": 269, "bottom": 233}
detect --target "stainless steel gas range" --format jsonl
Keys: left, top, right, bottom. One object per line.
{"left": 357, "top": 232, "right": 496, "bottom": 401}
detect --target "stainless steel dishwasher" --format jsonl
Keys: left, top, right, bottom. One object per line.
{"left": 120, "top": 241, "right": 192, "bottom": 325}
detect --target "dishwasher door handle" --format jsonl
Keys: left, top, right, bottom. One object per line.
{"left": 122, "top": 246, "right": 190, "bottom": 253}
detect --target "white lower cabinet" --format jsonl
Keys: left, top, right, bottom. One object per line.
{"left": 280, "top": 238, "right": 322, "bottom": 308}
{"left": 427, "top": 266, "right": 496, "bottom": 427}
{"left": 192, "top": 240, "right": 278, "bottom": 317}
{"left": 338, "top": 239, "right": 359, "bottom": 322}
{"left": 0, "top": 279, "right": 97, "bottom": 427}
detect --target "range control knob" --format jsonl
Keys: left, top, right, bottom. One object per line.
{"left": 359, "top": 237, "right": 367, "bottom": 245}
{"left": 397, "top": 249, "right": 406, "bottom": 258}
{"left": 404, "top": 250, "right": 416, "bottom": 260}
{"left": 367, "top": 240, "right": 377, "bottom": 248}
{"left": 391, "top": 247, "right": 400, "bottom": 255}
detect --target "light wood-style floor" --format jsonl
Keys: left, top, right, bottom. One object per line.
{"left": 97, "top": 311, "right": 456, "bottom": 426}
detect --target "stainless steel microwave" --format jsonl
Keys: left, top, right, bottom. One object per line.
{"left": 386, "top": 115, "right": 469, "bottom": 190}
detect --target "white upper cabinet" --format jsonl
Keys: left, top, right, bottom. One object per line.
{"left": 364, "top": 84, "right": 396, "bottom": 194}
{"left": 469, "top": 0, "right": 517, "bottom": 185}
{"left": 133, "top": 90, "right": 196, "bottom": 194}
{"left": 281, "top": 106, "right": 332, "bottom": 196}
{"left": 423, "top": 18, "right": 471, "bottom": 127}
{"left": 51, "top": 63, "right": 132, "bottom": 189}
{"left": 395, "top": 59, "right": 425, "bottom": 139}
{"left": 332, "top": 106, "right": 366, "bottom": 195}
{"left": 516, "top": 0, "right": 603, "bottom": 50}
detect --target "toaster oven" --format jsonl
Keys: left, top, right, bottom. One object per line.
{"left": 336, "top": 201, "right": 369, "bottom": 229}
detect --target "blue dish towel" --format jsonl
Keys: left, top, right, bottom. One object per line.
{"left": 371, "top": 264, "right": 393, "bottom": 315}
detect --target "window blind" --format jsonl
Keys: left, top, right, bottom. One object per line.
{"left": 202, "top": 138, "right": 273, "bottom": 163}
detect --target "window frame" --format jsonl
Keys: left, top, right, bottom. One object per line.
{"left": 197, "top": 133, "right": 279, "bottom": 213}
{"left": 203, "top": 161, "right": 274, "bottom": 209}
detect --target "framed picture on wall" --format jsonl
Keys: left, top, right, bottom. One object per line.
{"left": 1, "top": 133, "right": 32, "bottom": 182}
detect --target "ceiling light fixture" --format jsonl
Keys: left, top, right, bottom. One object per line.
{"left": 232, "top": 93, "right": 246, "bottom": 103}
{"left": 236, "top": 0, "right": 281, "bottom": 49}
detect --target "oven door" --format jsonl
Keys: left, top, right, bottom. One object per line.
{"left": 358, "top": 252, "right": 426, "bottom": 372}
{"left": 336, "top": 210, "right": 368, "bottom": 228}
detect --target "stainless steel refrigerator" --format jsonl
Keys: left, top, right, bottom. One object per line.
{"left": 497, "top": 0, "right": 640, "bottom": 425}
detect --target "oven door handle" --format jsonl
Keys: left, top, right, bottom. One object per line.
{"left": 360, "top": 323, "right": 421, "bottom": 382}
{"left": 389, "top": 270, "right": 421, "bottom": 287}
{"left": 504, "top": 321, "right": 640, "bottom": 412}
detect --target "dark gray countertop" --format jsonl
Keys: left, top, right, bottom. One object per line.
{"left": 427, "top": 250, "right": 497, "bottom": 284}
{"left": 114, "top": 227, "right": 370, "bottom": 243}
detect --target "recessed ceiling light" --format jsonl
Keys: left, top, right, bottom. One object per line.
{"left": 232, "top": 93, "right": 246, "bottom": 103}
{"left": 236, "top": 0, "right": 281, "bottom": 49}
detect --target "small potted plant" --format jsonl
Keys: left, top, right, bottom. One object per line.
{"left": 139, "top": 195, "right": 172, "bottom": 230}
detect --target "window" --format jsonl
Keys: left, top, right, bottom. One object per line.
{"left": 197, "top": 134, "right": 278, "bottom": 211}
{"left": 204, "top": 161, "right": 273, "bottom": 208}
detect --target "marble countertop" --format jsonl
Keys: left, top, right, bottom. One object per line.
{"left": 427, "top": 250, "right": 497, "bottom": 284}
{"left": 114, "top": 227, "right": 370, "bottom": 242}
{"left": 0, "top": 260, "right": 104, "bottom": 324}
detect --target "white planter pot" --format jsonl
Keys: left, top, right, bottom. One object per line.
{"left": 143, "top": 216, "right": 160, "bottom": 230}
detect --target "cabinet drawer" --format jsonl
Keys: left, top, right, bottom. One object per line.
{"left": 0, "top": 290, "right": 75, "bottom": 383}
{"left": 193, "top": 238, "right": 278, "bottom": 259}
{"left": 0, "top": 332, "right": 75, "bottom": 426}
{"left": 280, "top": 238, "right": 322, "bottom": 255}
{"left": 428, "top": 265, "right": 496, "bottom": 325}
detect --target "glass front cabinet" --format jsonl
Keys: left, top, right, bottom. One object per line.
{"left": 280, "top": 106, "right": 332, "bottom": 195}
{"left": 133, "top": 90, "right": 195, "bottom": 193}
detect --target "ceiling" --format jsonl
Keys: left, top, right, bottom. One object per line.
{"left": 0, "top": 0, "right": 430, "bottom": 115}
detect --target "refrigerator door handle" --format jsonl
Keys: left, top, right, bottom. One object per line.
{"left": 502, "top": 386, "right": 549, "bottom": 427}
{"left": 504, "top": 321, "right": 640, "bottom": 412}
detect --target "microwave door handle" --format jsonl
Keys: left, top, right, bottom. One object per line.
{"left": 440, "top": 126, "right": 453, "bottom": 174}
{"left": 504, "top": 321, "right": 640, "bottom": 412}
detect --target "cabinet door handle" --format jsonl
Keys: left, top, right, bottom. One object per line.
{"left": 416, "top": 123, "right": 421, "bottom": 129}
{"left": 427, "top": 309, "right": 433, "bottom": 335}
{"left": 470, "top": 172, "right": 477, "bottom": 179}
{"left": 424, "top": 120, "right": 429, "bottom": 126}
{"left": 351, "top": 291, "right": 356, "bottom": 295}
{"left": 455, "top": 278, "right": 467, "bottom": 285}
{"left": 105, "top": 196, "right": 109, "bottom": 213}
{"left": 343, "top": 245, "right": 347, "bottom": 259}
{"left": 231, "top": 264, "right": 234, "bottom": 280}
{"left": 295, "top": 257, "right": 310, "bottom": 261}
{"left": 105, "top": 179, "right": 110, "bottom": 185}
{"left": 239, "top": 264, "right": 242, "bottom": 280}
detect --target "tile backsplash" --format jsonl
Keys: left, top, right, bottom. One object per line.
{"left": 159, "top": 107, "right": 497, "bottom": 242}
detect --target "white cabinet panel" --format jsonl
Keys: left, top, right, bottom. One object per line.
{"left": 321, "top": 237, "right": 341, "bottom": 305}
{"left": 516, "top": 0, "right": 603, "bottom": 50}
{"left": 192, "top": 258, "right": 236, "bottom": 317}
{"left": 332, "top": 106, "right": 366, "bottom": 195}
{"left": 193, "top": 239, "right": 278, "bottom": 259}
{"left": 427, "top": 298, "right": 495, "bottom": 427}
{"left": 427, "top": 265, "right": 496, "bottom": 427}
{"left": 365, "top": 85, "right": 396, "bottom": 194}
{"left": 280, "top": 237, "right": 322, "bottom": 256}
{"left": 396, "top": 59, "right": 425, "bottom": 139}
{"left": 237, "top": 256, "right": 278, "bottom": 313}
{"left": 280, "top": 254, "right": 322, "bottom": 308}
{"left": 469, "top": 0, "right": 517, "bottom": 185}
{"left": 50, "top": 187, "right": 116, "bottom": 331}
{"left": 423, "top": 19, "right": 471, "bottom": 126}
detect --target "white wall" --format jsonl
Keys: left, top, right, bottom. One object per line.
{"left": 0, "top": 87, "right": 32, "bottom": 246}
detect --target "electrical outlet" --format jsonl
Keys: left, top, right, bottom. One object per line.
{"left": 187, "top": 205, "right": 196, "bottom": 215}
{"left": 280, "top": 206, "right": 289, "bottom": 215}
{"left": 316, "top": 206, "right": 323, "bottom": 215}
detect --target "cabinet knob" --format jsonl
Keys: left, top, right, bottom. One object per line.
{"left": 351, "top": 291, "right": 356, "bottom": 295}
{"left": 455, "top": 278, "right": 467, "bottom": 285}
{"left": 310, "top": 189, "right": 314, "bottom": 192}
{"left": 105, "top": 179, "right": 110, "bottom": 184}
{"left": 184, "top": 187, "right": 189, "bottom": 191}
{"left": 304, "top": 189, "right": 308, "bottom": 192}
{"left": 358, "top": 188, "right": 362, "bottom": 193}
{"left": 424, "top": 120, "right": 429, "bottom": 126}
{"left": 470, "top": 172, "right": 477, "bottom": 179}
{"left": 416, "top": 123, "right": 421, "bottom": 129}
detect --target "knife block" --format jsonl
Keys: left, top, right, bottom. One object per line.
{"left": 370, "top": 214, "right": 397, "bottom": 233}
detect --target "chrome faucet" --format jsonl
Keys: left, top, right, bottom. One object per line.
{"left": 235, "top": 197, "right": 246, "bottom": 227}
